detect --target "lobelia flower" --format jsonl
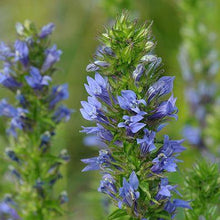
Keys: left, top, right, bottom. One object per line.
{"left": 118, "top": 114, "right": 146, "bottom": 134}
{"left": 149, "top": 95, "right": 178, "bottom": 120}
{"left": 25, "top": 66, "right": 51, "bottom": 90}
{"left": 81, "top": 150, "right": 114, "bottom": 172}
{"left": 156, "top": 178, "right": 178, "bottom": 200}
{"left": 53, "top": 105, "right": 73, "bottom": 123}
{"left": 81, "top": 124, "right": 115, "bottom": 148}
{"left": 39, "top": 23, "right": 55, "bottom": 38}
{"left": 151, "top": 135, "right": 184, "bottom": 174}
{"left": 14, "top": 40, "right": 29, "bottom": 67}
{"left": 147, "top": 76, "right": 175, "bottom": 103}
{"left": 41, "top": 44, "right": 62, "bottom": 72}
{"left": 137, "top": 128, "right": 156, "bottom": 156}
{"left": 85, "top": 73, "right": 111, "bottom": 105}
{"left": 94, "top": 60, "right": 110, "bottom": 68}
{"left": 164, "top": 199, "right": 192, "bottom": 218}
{"left": 117, "top": 90, "right": 146, "bottom": 113}
{"left": 118, "top": 172, "right": 140, "bottom": 215}
{"left": 49, "top": 84, "right": 69, "bottom": 108}
{"left": 0, "top": 99, "right": 28, "bottom": 137}
{"left": 81, "top": 96, "right": 109, "bottom": 124}
{"left": 132, "top": 64, "right": 145, "bottom": 82}
{"left": 98, "top": 174, "right": 118, "bottom": 200}
{"left": 161, "top": 135, "right": 185, "bottom": 156}
{"left": 0, "top": 72, "right": 22, "bottom": 90}
{"left": 0, "top": 42, "right": 14, "bottom": 60}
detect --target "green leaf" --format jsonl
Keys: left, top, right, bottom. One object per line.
{"left": 108, "top": 209, "right": 128, "bottom": 220}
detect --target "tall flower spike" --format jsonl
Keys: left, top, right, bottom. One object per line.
{"left": 81, "top": 13, "right": 190, "bottom": 219}
{"left": 0, "top": 21, "right": 73, "bottom": 219}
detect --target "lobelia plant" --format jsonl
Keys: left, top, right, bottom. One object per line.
{"left": 0, "top": 21, "right": 72, "bottom": 219}
{"left": 178, "top": 0, "right": 220, "bottom": 151}
{"left": 80, "top": 13, "right": 191, "bottom": 219}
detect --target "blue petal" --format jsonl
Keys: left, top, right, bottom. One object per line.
{"left": 129, "top": 171, "right": 139, "bottom": 190}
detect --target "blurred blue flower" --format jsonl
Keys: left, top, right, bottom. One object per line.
{"left": 183, "top": 126, "right": 201, "bottom": 146}
{"left": 39, "top": 23, "right": 55, "bottom": 38}
{"left": 53, "top": 105, "right": 73, "bottom": 123}
{"left": 0, "top": 42, "right": 13, "bottom": 60}
{"left": 0, "top": 202, "right": 20, "bottom": 219}
{"left": 42, "top": 45, "right": 62, "bottom": 72}
{"left": 0, "top": 72, "right": 22, "bottom": 90}
{"left": 0, "top": 99, "right": 28, "bottom": 137}
{"left": 49, "top": 84, "right": 69, "bottom": 108}
{"left": 25, "top": 66, "right": 51, "bottom": 90}
{"left": 14, "top": 40, "right": 29, "bottom": 67}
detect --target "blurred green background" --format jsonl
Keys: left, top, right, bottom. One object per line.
{"left": 0, "top": 0, "right": 219, "bottom": 219}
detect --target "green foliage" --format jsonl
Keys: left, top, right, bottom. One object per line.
{"left": 184, "top": 159, "right": 220, "bottom": 219}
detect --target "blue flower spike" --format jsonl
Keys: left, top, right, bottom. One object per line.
{"left": 80, "top": 13, "right": 190, "bottom": 219}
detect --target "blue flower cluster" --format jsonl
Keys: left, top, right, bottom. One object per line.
{"left": 81, "top": 14, "right": 190, "bottom": 219}
{"left": 0, "top": 21, "right": 72, "bottom": 218}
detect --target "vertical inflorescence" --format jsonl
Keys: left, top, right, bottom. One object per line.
{"left": 178, "top": 0, "right": 220, "bottom": 150}
{"left": 81, "top": 13, "right": 190, "bottom": 219}
{"left": 0, "top": 21, "right": 72, "bottom": 219}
